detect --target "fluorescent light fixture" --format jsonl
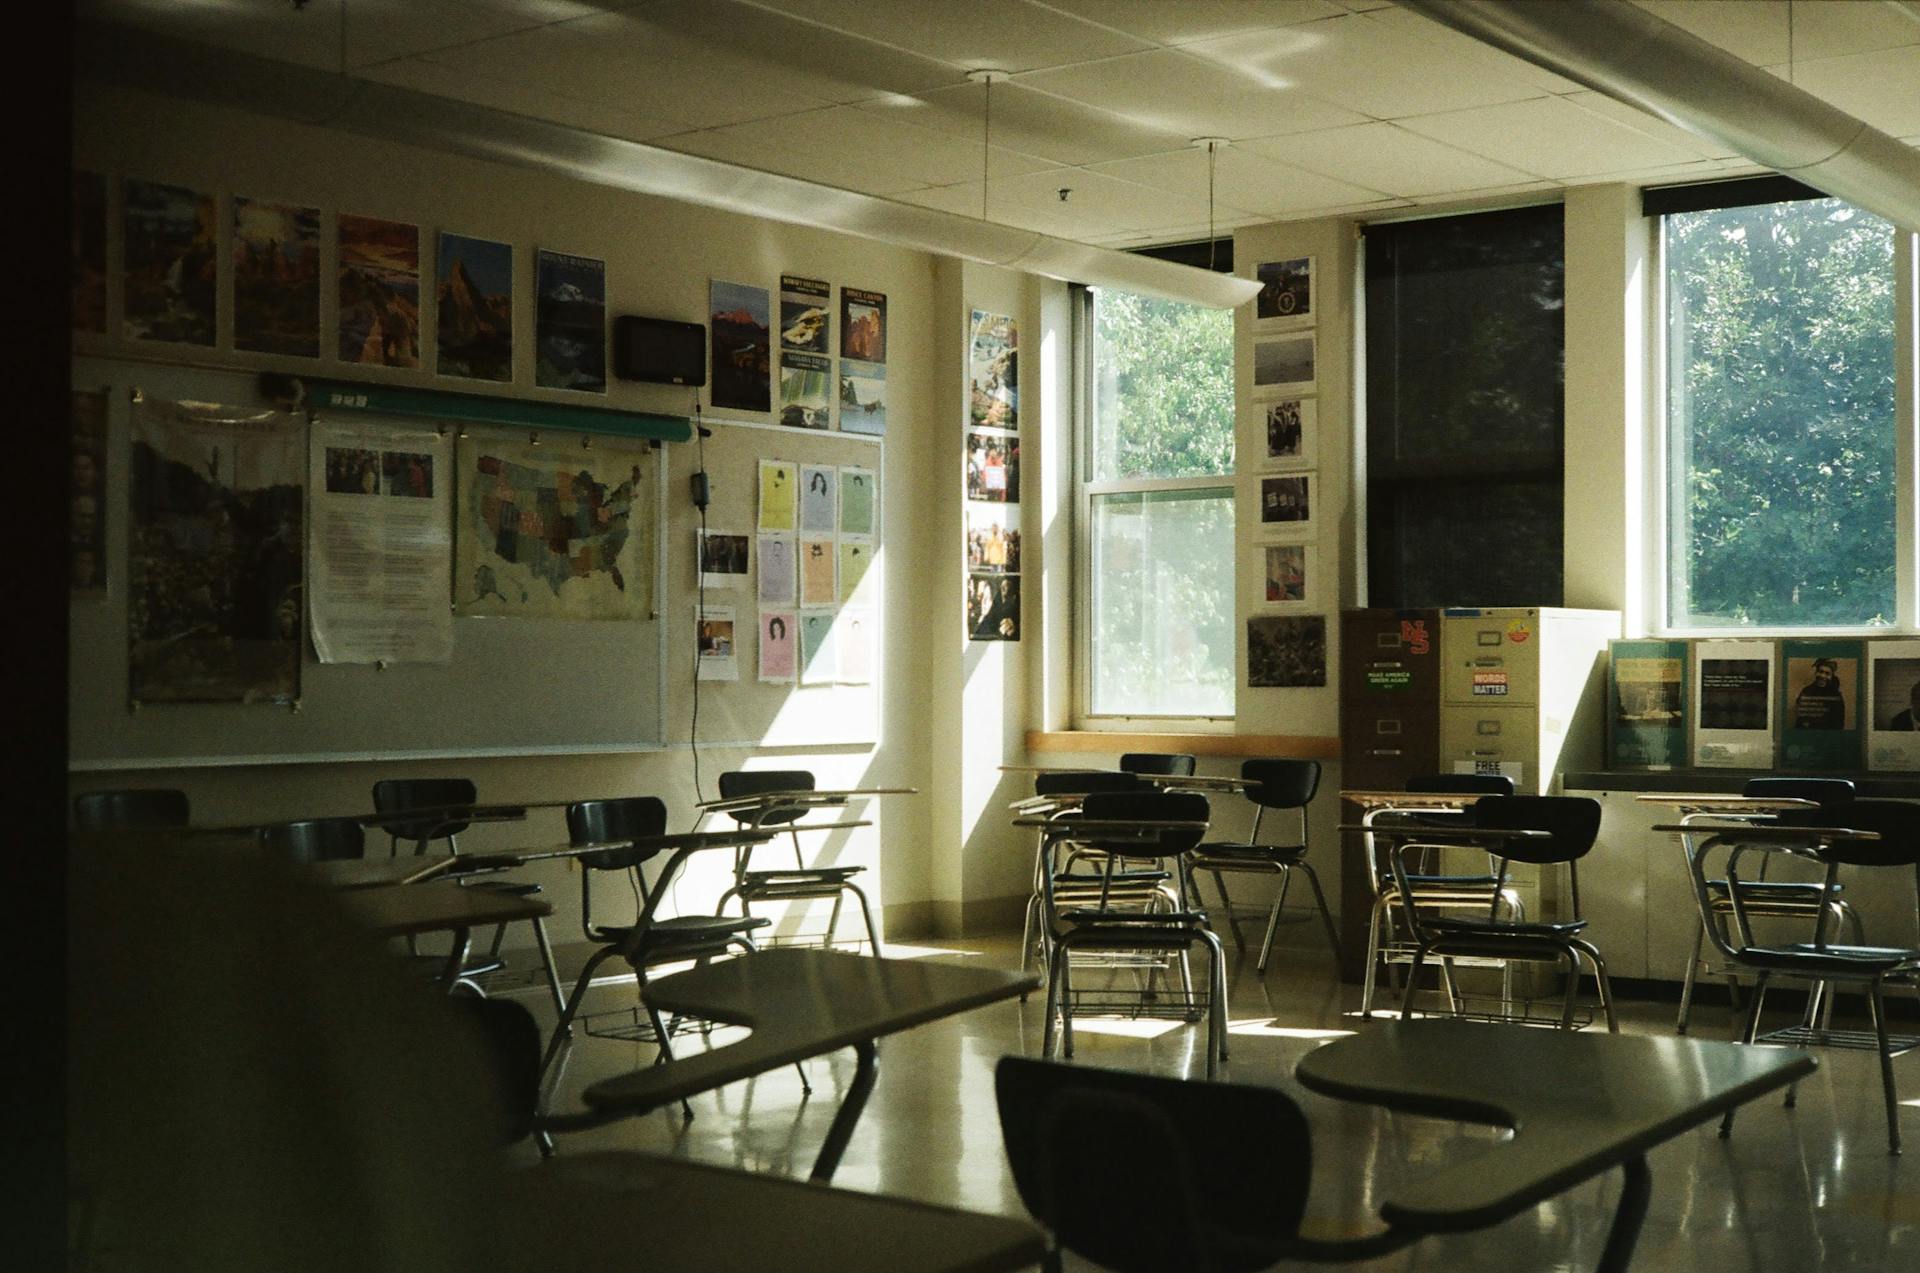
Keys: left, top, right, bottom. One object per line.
{"left": 76, "top": 22, "right": 1260, "bottom": 310}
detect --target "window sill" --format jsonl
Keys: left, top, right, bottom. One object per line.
{"left": 1026, "top": 730, "right": 1339, "bottom": 759}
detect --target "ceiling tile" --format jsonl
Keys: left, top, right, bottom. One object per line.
{"left": 1241, "top": 122, "right": 1539, "bottom": 197}
{"left": 740, "top": 0, "right": 1153, "bottom": 71}
{"left": 853, "top": 80, "right": 1191, "bottom": 166}
{"left": 1632, "top": 0, "right": 1788, "bottom": 64}
{"left": 1792, "top": 45, "right": 1920, "bottom": 138}
{"left": 1364, "top": 5, "right": 1587, "bottom": 94}
{"left": 685, "top": 105, "right": 1062, "bottom": 189}
{"left": 897, "top": 181, "right": 1128, "bottom": 240}
{"left": 1404, "top": 179, "right": 1562, "bottom": 207}
{"left": 1559, "top": 91, "right": 1739, "bottom": 161}
{"left": 1086, "top": 145, "right": 1386, "bottom": 219}
{"left": 1035, "top": 1, "right": 1344, "bottom": 47}
{"left": 1015, "top": 47, "right": 1368, "bottom": 141}
{"left": 988, "top": 166, "right": 1241, "bottom": 232}
{"left": 361, "top": 57, "right": 684, "bottom": 144}
{"left": 654, "top": 127, "right": 930, "bottom": 196}
{"left": 1399, "top": 96, "right": 1705, "bottom": 180}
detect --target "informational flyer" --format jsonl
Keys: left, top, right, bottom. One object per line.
{"left": 310, "top": 420, "right": 453, "bottom": 664}
{"left": 1608, "top": 638, "right": 1686, "bottom": 769}
{"left": 800, "top": 609, "right": 837, "bottom": 686}
{"left": 837, "top": 608, "right": 872, "bottom": 684}
{"left": 1778, "top": 638, "right": 1863, "bottom": 771}
{"left": 757, "top": 533, "right": 796, "bottom": 605}
{"left": 759, "top": 609, "right": 797, "bottom": 684}
{"left": 1692, "top": 639, "right": 1775, "bottom": 768}
{"left": 696, "top": 604, "right": 738, "bottom": 681}
{"left": 1866, "top": 639, "right": 1920, "bottom": 771}
{"left": 758, "top": 459, "right": 797, "bottom": 532}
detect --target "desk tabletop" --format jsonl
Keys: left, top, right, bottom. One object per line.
{"left": 1634, "top": 794, "right": 1817, "bottom": 815}
{"left": 499, "top": 828, "right": 781, "bottom": 862}
{"left": 338, "top": 880, "right": 551, "bottom": 938}
{"left": 1009, "top": 817, "right": 1212, "bottom": 834}
{"left": 1339, "top": 790, "right": 1487, "bottom": 811}
{"left": 1649, "top": 822, "right": 1880, "bottom": 843}
{"left": 307, "top": 854, "right": 458, "bottom": 889}
{"left": 1294, "top": 1021, "right": 1815, "bottom": 1233}
{"left": 497, "top": 1151, "right": 1043, "bottom": 1273}
{"left": 1335, "top": 824, "right": 1549, "bottom": 842}
{"left": 582, "top": 949, "right": 1036, "bottom": 1114}
{"left": 696, "top": 787, "right": 917, "bottom": 814}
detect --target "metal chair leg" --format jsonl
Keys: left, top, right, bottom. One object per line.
{"left": 845, "top": 880, "right": 881, "bottom": 954}
{"left": 1720, "top": 970, "right": 1771, "bottom": 1140}
{"left": 1042, "top": 938, "right": 1065, "bottom": 1059}
{"left": 1213, "top": 870, "right": 1243, "bottom": 950}
{"left": 1574, "top": 940, "right": 1618, "bottom": 1033}
{"left": 1296, "top": 862, "right": 1342, "bottom": 964}
{"left": 1676, "top": 919, "right": 1706, "bottom": 1034}
{"left": 529, "top": 914, "right": 566, "bottom": 1017}
{"left": 1400, "top": 947, "right": 1428, "bottom": 1021}
{"left": 1360, "top": 893, "right": 1392, "bottom": 1019}
{"left": 1867, "top": 979, "right": 1903, "bottom": 1156}
{"left": 1256, "top": 869, "right": 1292, "bottom": 973}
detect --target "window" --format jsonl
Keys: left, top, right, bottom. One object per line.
{"left": 1364, "top": 204, "right": 1566, "bottom": 608}
{"left": 1077, "top": 285, "right": 1235, "bottom": 718}
{"left": 1659, "top": 189, "right": 1899, "bottom": 630}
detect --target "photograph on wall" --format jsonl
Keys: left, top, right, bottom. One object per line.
{"left": 967, "top": 572, "right": 1020, "bottom": 642}
{"left": 839, "top": 465, "right": 877, "bottom": 537}
{"left": 123, "top": 179, "right": 215, "bottom": 346}
{"left": 232, "top": 197, "right": 321, "bottom": 357}
{"left": 1608, "top": 639, "right": 1687, "bottom": 769}
{"left": 338, "top": 214, "right": 421, "bottom": 368}
{"left": 1868, "top": 644, "right": 1920, "bottom": 771}
{"left": 839, "top": 359, "right": 886, "bottom": 435}
{"left": 1262, "top": 396, "right": 1316, "bottom": 470}
{"left": 1247, "top": 615, "right": 1326, "bottom": 688}
{"left": 1780, "top": 639, "right": 1863, "bottom": 771}
{"left": 759, "top": 609, "right": 797, "bottom": 683}
{"left": 840, "top": 286, "right": 887, "bottom": 363}
{"left": 758, "top": 458, "right": 797, "bottom": 532}
{"left": 799, "top": 464, "right": 837, "bottom": 533}
{"left": 436, "top": 232, "right": 513, "bottom": 382}
{"left": 71, "top": 390, "right": 109, "bottom": 593}
{"left": 454, "top": 436, "right": 653, "bottom": 620}
{"left": 1255, "top": 256, "right": 1313, "bottom": 323}
{"left": 1259, "top": 474, "right": 1314, "bottom": 536}
{"left": 800, "top": 609, "right": 838, "bottom": 686}
{"left": 800, "top": 537, "right": 837, "bottom": 607}
{"left": 968, "top": 309, "right": 1019, "bottom": 429}
{"left": 837, "top": 608, "right": 873, "bottom": 684}
{"left": 72, "top": 170, "right": 107, "bottom": 334}
{"left": 535, "top": 249, "right": 607, "bottom": 392}
{"left": 1262, "top": 542, "right": 1313, "bottom": 609}
{"left": 779, "top": 351, "right": 832, "bottom": 429}
{"left": 965, "top": 505, "right": 1020, "bottom": 575}
{"left": 780, "top": 274, "right": 830, "bottom": 353}
{"left": 129, "top": 393, "right": 303, "bottom": 704}
{"left": 710, "top": 279, "right": 772, "bottom": 412}
{"left": 1692, "top": 639, "right": 1776, "bottom": 768}
{"left": 1699, "top": 660, "right": 1770, "bottom": 730}
{"left": 696, "top": 604, "right": 738, "bottom": 681}
{"left": 838, "top": 539, "right": 873, "bottom": 604}
{"left": 965, "top": 430, "right": 1020, "bottom": 503}
{"left": 698, "top": 529, "right": 750, "bottom": 589}
{"left": 1253, "top": 332, "right": 1316, "bottom": 394}
{"left": 758, "top": 532, "right": 796, "bottom": 605}
{"left": 381, "top": 449, "right": 434, "bottom": 499}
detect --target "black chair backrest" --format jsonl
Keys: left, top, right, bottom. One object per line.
{"left": 1406, "top": 773, "right": 1516, "bottom": 796}
{"left": 372, "top": 778, "right": 477, "bottom": 842}
{"left": 259, "top": 817, "right": 366, "bottom": 864}
{"left": 566, "top": 797, "right": 669, "bottom": 870}
{"left": 1470, "top": 795, "right": 1602, "bottom": 865}
{"left": 1812, "top": 798, "right": 1920, "bottom": 868}
{"left": 73, "top": 788, "right": 190, "bottom": 830}
{"left": 1077, "top": 790, "right": 1210, "bottom": 858}
{"left": 1119, "top": 753, "right": 1196, "bottom": 777}
{"left": 717, "top": 769, "right": 815, "bottom": 826}
{"left": 1241, "top": 759, "right": 1320, "bottom": 810}
{"left": 1743, "top": 776, "right": 1855, "bottom": 827}
{"left": 996, "top": 1056, "right": 1309, "bottom": 1273}
{"left": 1034, "top": 770, "right": 1140, "bottom": 798}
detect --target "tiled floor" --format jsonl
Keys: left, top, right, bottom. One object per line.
{"left": 532, "top": 935, "right": 1918, "bottom": 1271}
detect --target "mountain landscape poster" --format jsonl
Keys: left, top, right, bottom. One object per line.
{"left": 839, "top": 358, "right": 886, "bottom": 435}
{"left": 710, "top": 279, "right": 771, "bottom": 412}
{"left": 123, "top": 179, "right": 215, "bottom": 346}
{"left": 338, "top": 214, "right": 420, "bottom": 368}
{"left": 233, "top": 197, "right": 321, "bottom": 357}
{"left": 780, "top": 274, "right": 830, "bottom": 353}
{"left": 840, "top": 286, "right": 887, "bottom": 363}
{"left": 535, "top": 249, "right": 607, "bottom": 392}
{"left": 437, "top": 232, "right": 513, "bottom": 382}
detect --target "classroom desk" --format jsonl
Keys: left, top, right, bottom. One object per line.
{"left": 1338, "top": 790, "right": 1496, "bottom": 1003}
{"left": 1294, "top": 1020, "right": 1816, "bottom": 1273}
{"left": 999, "top": 765, "right": 1251, "bottom": 794}
{"left": 562, "top": 949, "right": 1037, "bottom": 1182}
{"left": 497, "top": 1151, "right": 1044, "bottom": 1273}
{"left": 339, "top": 879, "right": 553, "bottom": 989}
{"left": 308, "top": 853, "right": 460, "bottom": 888}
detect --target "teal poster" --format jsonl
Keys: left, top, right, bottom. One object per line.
{"left": 1779, "top": 638, "right": 1864, "bottom": 771}
{"left": 1609, "top": 639, "right": 1687, "bottom": 768}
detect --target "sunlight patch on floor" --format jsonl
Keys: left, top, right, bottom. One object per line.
{"left": 1064, "top": 1018, "right": 1186, "bottom": 1040}
{"left": 1229, "top": 1021, "right": 1356, "bottom": 1040}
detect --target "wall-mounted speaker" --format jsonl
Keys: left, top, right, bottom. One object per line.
{"left": 612, "top": 315, "right": 706, "bottom": 386}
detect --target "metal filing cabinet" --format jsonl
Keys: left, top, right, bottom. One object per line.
{"left": 1339, "top": 609, "right": 1441, "bottom": 791}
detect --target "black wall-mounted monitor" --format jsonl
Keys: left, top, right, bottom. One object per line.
{"left": 612, "top": 315, "right": 706, "bottom": 386}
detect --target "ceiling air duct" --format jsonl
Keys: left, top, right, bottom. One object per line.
{"left": 1396, "top": 0, "right": 1920, "bottom": 233}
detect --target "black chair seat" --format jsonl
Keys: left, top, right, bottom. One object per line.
{"left": 1190, "top": 842, "right": 1305, "bottom": 863}
{"left": 1427, "top": 916, "right": 1588, "bottom": 939}
{"left": 741, "top": 865, "right": 864, "bottom": 885}
{"left": 1739, "top": 943, "right": 1918, "bottom": 976}
{"left": 1061, "top": 909, "right": 1209, "bottom": 926}
{"left": 591, "top": 914, "right": 769, "bottom": 949}
{"left": 1053, "top": 868, "right": 1170, "bottom": 885}
{"left": 1703, "top": 878, "right": 1841, "bottom": 902}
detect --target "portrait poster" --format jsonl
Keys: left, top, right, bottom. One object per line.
{"left": 1255, "top": 256, "right": 1312, "bottom": 323}
{"left": 454, "top": 435, "right": 653, "bottom": 620}
{"left": 840, "top": 286, "right": 887, "bottom": 363}
{"left": 758, "top": 459, "right": 797, "bottom": 532}
{"left": 1261, "top": 542, "right": 1313, "bottom": 611}
{"left": 309, "top": 421, "right": 453, "bottom": 665}
{"left": 1261, "top": 396, "right": 1316, "bottom": 470}
{"left": 71, "top": 390, "right": 109, "bottom": 594}
{"left": 1247, "top": 615, "right": 1326, "bottom": 688}
{"left": 839, "top": 359, "right": 887, "bottom": 435}
{"left": 799, "top": 464, "right": 837, "bottom": 533}
{"left": 698, "top": 529, "right": 750, "bottom": 590}
{"left": 757, "top": 533, "right": 796, "bottom": 605}
{"left": 779, "top": 274, "right": 830, "bottom": 353}
{"left": 837, "top": 608, "right": 873, "bottom": 684}
{"left": 1607, "top": 639, "right": 1687, "bottom": 770}
{"left": 759, "top": 609, "right": 797, "bottom": 683}
{"left": 965, "top": 505, "right": 1020, "bottom": 574}
{"left": 800, "top": 537, "right": 837, "bottom": 607}
{"left": 779, "top": 351, "right": 832, "bottom": 430}
{"left": 1866, "top": 640, "right": 1920, "bottom": 771}
{"left": 129, "top": 393, "right": 303, "bottom": 704}
{"left": 232, "top": 197, "right": 321, "bottom": 357}
{"left": 1259, "top": 474, "right": 1314, "bottom": 537}
{"left": 711, "top": 279, "right": 772, "bottom": 412}
{"left": 800, "top": 609, "right": 838, "bottom": 686}
{"left": 338, "top": 214, "right": 421, "bottom": 368}
{"left": 535, "top": 249, "right": 607, "bottom": 392}
{"left": 839, "top": 466, "right": 877, "bottom": 537}
{"left": 838, "top": 539, "right": 873, "bottom": 604}
{"left": 968, "top": 310, "right": 1018, "bottom": 429}
{"left": 1691, "top": 640, "right": 1775, "bottom": 768}
{"left": 1253, "top": 332, "right": 1316, "bottom": 395}
{"left": 72, "top": 170, "right": 106, "bottom": 333}
{"left": 123, "top": 179, "right": 215, "bottom": 346}
{"left": 965, "top": 430, "right": 1020, "bottom": 503}
{"left": 1779, "top": 639, "right": 1863, "bottom": 771}
{"left": 696, "top": 604, "right": 738, "bottom": 681}
{"left": 967, "top": 572, "right": 1020, "bottom": 642}
{"left": 437, "top": 232, "right": 513, "bottom": 382}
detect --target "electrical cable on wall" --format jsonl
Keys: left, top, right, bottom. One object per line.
{"left": 688, "top": 401, "right": 710, "bottom": 823}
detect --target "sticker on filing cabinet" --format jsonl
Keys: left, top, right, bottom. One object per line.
{"left": 1400, "top": 619, "right": 1430, "bottom": 655}
{"left": 1367, "top": 666, "right": 1412, "bottom": 690}
{"left": 1471, "top": 670, "right": 1509, "bottom": 697}
{"left": 1454, "top": 760, "right": 1523, "bottom": 781}
{"left": 1506, "top": 620, "right": 1532, "bottom": 643}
